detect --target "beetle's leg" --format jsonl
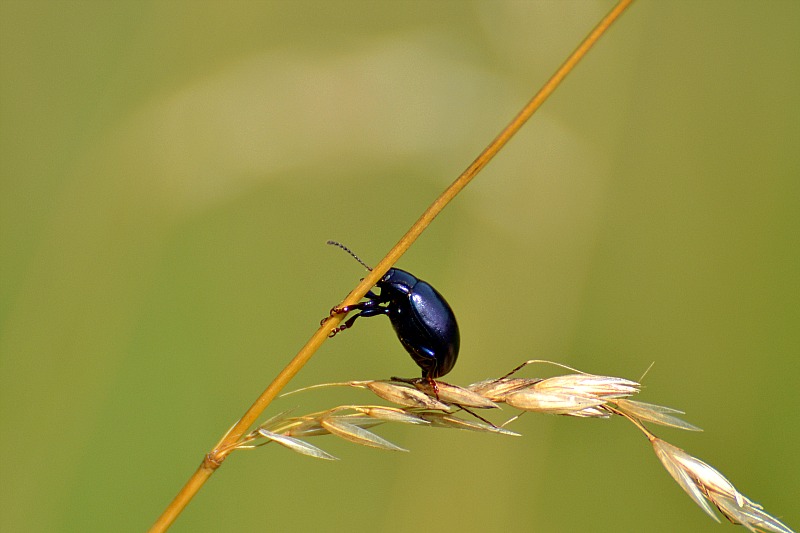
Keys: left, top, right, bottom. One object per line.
{"left": 327, "top": 301, "right": 389, "bottom": 337}
{"left": 427, "top": 376, "right": 440, "bottom": 400}
{"left": 326, "top": 289, "right": 382, "bottom": 318}
{"left": 320, "top": 290, "right": 381, "bottom": 327}
{"left": 331, "top": 306, "right": 386, "bottom": 334}
{"left": 394, "top": 376, "right": 441, "bottom": 401}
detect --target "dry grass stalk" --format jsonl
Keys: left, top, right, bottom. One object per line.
{"left": 235, "top": 362, "right": 795, "bottom": 533}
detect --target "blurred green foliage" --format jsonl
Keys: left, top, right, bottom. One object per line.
{"left": 1, "top": 1, "right": 798, "bottom": 532}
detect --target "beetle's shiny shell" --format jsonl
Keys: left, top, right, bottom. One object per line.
{"left": 379, "top": 268, "right": 460, "bottom": 378}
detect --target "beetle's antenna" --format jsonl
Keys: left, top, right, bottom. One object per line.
{"left": 326, "top": 240, "right": 373, "bottom": 271}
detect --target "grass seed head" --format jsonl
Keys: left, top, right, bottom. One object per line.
{"left": 651, "top": 438, "right": 795, "bottom": 533}
{"left": 246, "top": 362, "right": 794, "bottom": 531}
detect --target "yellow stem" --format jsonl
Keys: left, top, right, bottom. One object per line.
{"left": 148, "top": 1, "right": 634, "bottom": 530}
{"left": 606, "top": 404, "right": 658, "bottom": 441}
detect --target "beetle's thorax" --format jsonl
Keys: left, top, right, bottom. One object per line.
{"left": 379, "top": 268, "right": 418, "bottom": 295}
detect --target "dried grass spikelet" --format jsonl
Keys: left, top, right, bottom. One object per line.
{"left": 501, "top": 374, "right": 640, "bottom": 417}
{"left": 255, "top": 429, "right": 338, "bottom": 461}
{"left": 361, "top": 380, "right": 452, "bottom": 410}
{"left": 409, "top": 379, "right": 498, "bottom": 409}
{"left": 534, "top": 374, "right": 640, "bottom": 397}
{"left": 505, "top": 390, "right": 609, "bottom": 415}
{"left": 419, "top": 412, "right": 520, "bottom": 436}
{"left": 467, "top": 377, "right": 541, "bottom": 401}
{"left": 348, "top": 405, "right": 430, "bottom": 424}
{"left": 319, "top": 416, "right": 408, "bottom": 452}
{"left": 614, "top": 399, "right": 702, "bottom": 432}
{"left": 651, "top": 438, "right": 794, "bottom": 533}
{"left": 283, "top": 380, "right": 452, "bottom": 411}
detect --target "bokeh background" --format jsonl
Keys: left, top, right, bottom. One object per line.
{"left": 1, "top": 1, "right": 798, "bottom": 532}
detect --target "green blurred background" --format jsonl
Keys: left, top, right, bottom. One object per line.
{"left": 1, "top": 1, "right": 798, "bottom": 532}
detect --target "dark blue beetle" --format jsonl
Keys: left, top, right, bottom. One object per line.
{"left": 326, "top": 241, "right": 460, "bottom": 379}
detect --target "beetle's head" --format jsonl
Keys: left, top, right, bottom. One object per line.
{"left": 378, "top": 268, "right": 416, "bottom": 293}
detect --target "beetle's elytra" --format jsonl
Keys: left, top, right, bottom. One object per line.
{"left": 326, "top": 241, "right": 460, "bottom": 379}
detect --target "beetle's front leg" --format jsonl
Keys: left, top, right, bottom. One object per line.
{"left": 328, "top": 289, "right": 380, "bottom": 316}
{"left": 325, "top": 298, "right": 388, "bottom": 337}
{"left": 319, "top": 291, "right": 380, "bottom": 326}
{"left": 319, "top": 290, "right": 382, "bottom": 327}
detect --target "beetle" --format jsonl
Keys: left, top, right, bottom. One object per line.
{"left": 325, "top": 240, "right": 460, "bottom": 380}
